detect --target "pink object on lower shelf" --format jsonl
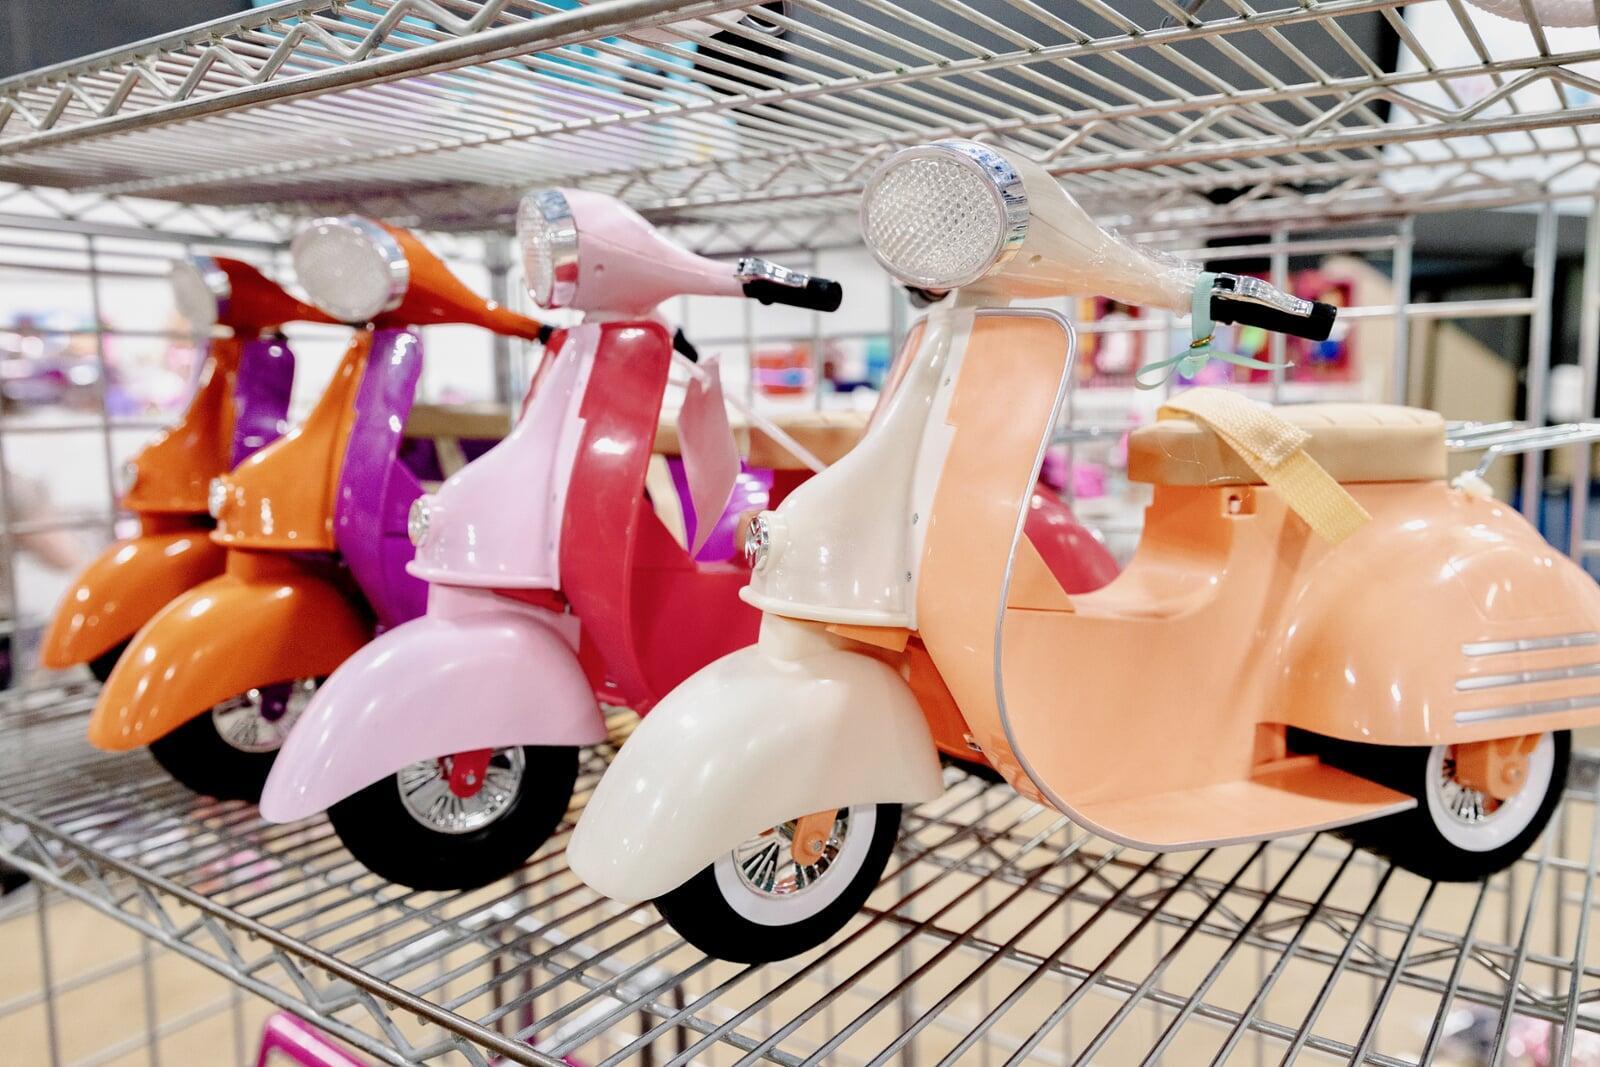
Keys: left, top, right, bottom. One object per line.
{"left": 254, "top": 1013, "right": 370, "bottom": 1067}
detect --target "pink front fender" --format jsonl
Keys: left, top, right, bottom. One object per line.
{"left": 259, "top": 589, "right": 603, "bottom": 823}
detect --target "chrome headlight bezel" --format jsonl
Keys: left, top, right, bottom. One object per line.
{"left": 291, "top": 216, "right": 410, "bottom": 324}
{"left": 407, "top": 494, "right": 434, "bottom": 547}
{"left": 207, "top": 476, "right": 229, "bottom": 520}
{"left": 860, "top": 139, "right": 1029, "bottom": 293}
{"left": 744, "top": 512, "right": 774, "bottom": 572}
{"left": 516, "top": 190, "right": 579, "bottom": 310}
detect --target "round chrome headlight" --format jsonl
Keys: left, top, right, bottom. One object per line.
{"left": 117, "top": 460, "right": 140, "bottom": 497}
{"left": 516, "top": 190, "right": 579, "bottom": 309}
{"left": 860, "top": 140, "right": 1029, "bottom": 292}
{"left": 291, "top": 216, "right": 409, "bottom": 324}
{"left": 171, "top": 256, "right": 228, "bottom": 333}
{"left": 207, "top": 476, "right": 229, "bottom": 520}
{"left": 407, "top": 494, "right": 434, "bottom": 547}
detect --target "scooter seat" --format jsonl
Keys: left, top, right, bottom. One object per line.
{"left": 1128, "top": 401, "right": 1446, "bottom": 486}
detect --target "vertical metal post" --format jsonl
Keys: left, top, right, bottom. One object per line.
{"left": 86, "top": 235, "right": 122, "bottom": 538}
{"left": 1390, "top": 216, "right": 1415, "bottom": 406}
{"left": 1524, "top": 202, "right": 1559, "bottom": 517}
{"left": 485, "top": 237, "right": 517, "bottom": 405}
{"left": 1270, "top": 226, "right": 1289, "bottom": 404}
{"left": 35, "top": 892, "right": 61, "bottom": 1067}
{"left": 1572, "top": 192, "right": 1600, "bottom": 560}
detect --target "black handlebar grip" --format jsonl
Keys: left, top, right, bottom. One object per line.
{"left": 743, "top": 276, "right": 844, "bottom": 313}
{"left": 1210, "top": 295, "right": 1337, "bottom": 342}
{"left": 671, "top": 328, "right": 701, "bottom": 363}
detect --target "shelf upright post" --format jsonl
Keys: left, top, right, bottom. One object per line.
{"left": 487, "top": 236, "right": 517, "bottom": 405}
{"left": 1574, "top": 191, "right": 1600, "bottom": 561}
{"left": 1270, "top": 226, "right": 1289, "bottom": 404}
{"left": 1525, "top": 202, "right": 1559, "bottom": 518}
{"left": 1390, "top": 216, "right": 1414, "bottom": 406}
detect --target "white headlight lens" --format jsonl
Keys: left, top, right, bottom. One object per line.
{"left": 860, "top": 141, "right": 1028, "bottom": 291}
{"left": 515, "top": 191, "right": 579, "bottom": 309}
{"left": 208, "top": 476, "right": 229, "bottom": 520}
{"left": 407, "top": 495, "right": 433, "bottom": 547}
{"left": 171, "top": 257, "right": 226, "bottom": 333}
{"left": 291, "top": 217, "right": 409, "bottom": 323}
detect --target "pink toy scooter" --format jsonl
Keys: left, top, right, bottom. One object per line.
{"left": 260, "top": 189, "right": 1116, "bottom": 891}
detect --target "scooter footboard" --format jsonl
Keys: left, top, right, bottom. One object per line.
{"left": 568, "top": 620, "right": 944, "bottom": 905}
{"left": 260, "top": 601, "right": 602, "bottom": 822}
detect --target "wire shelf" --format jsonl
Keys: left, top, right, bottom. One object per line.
{"left": 2, "top": 691, "right": 1600, "bottom": 1066}
{"left": 2, "top": 0, "right": 1598, "bottom": 233}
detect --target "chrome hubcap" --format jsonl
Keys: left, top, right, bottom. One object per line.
{"left": 730, "top": 809, "right": 852, "bottom": 900}
{"left": 211, "top": 679, "right": 314, "bottom": 753}
{"left": 396, "top": 749, "right": 525, "bottom": 835}
{"left": 1437, "top": 750, "right": 1504, "bottom": 827}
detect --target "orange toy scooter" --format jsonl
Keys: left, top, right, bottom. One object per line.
{"left": 42, "top": 257, "right": 332, "bottom": 682}
{"left": 91, "top": 219, "right": 544, "bottom": 801}
{"left": 570, "top": 139, "right": 1600, "bottom": 963}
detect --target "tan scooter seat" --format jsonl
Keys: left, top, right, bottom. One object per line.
{"left": 1127, "top": 402, "right": 1447, "bottom": 486}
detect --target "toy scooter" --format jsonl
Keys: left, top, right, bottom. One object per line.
{"left": 90, "top": 219, "right": 543, "bottom": 801}
{"left": 41, "top": 256, "right": 329, "bottom": 682}
{"left": 260, "top": 188, "right": 1118, "bottom": 891}
{"left": 571, "top": 139, "right": 1600, "bottom": 964}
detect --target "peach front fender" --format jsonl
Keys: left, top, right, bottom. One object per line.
{"left": 41, "top": 529, "right": 225, "bottom": 670}
{"left": 89, "top": 554, "right": 373, "bottom": 751}
{"left": 260, "top": 590, "right": 603, "bottom": 823}
{"left": 567, "top": 614, "right": 943, "bottom": 906}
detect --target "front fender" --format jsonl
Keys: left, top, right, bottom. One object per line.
{"left": 89, "top": 553, "right": 372, "bottom": 751}
{"left": 260, "top": 592, "right": 602, "bottom": 822}
{"left": 568, "top": 616, "right": 943, "bottom": 905}
{"left": 41, "top": 528, "right": 225, "bottom": 669}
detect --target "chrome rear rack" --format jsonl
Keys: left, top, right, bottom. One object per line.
{"left": 1448, "top": 422, "right": 1600, "bottom": 480}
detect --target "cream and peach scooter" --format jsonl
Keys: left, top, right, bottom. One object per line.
{"left": 570, "top": 139, "right": 1600, "bottom": 964}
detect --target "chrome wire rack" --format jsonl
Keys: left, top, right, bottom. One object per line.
{"left": 3, "top": 0, "right": 1599, "bottom": 232}
{"left": 4, "top": 695, "right": 1600, "bottom": 1066}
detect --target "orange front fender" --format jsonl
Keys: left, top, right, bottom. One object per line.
{"left": 41, "top": 523, "right": 225, "bottom": 670}
{"left": 89, "top": 552, "right": 374, "bottom": 751}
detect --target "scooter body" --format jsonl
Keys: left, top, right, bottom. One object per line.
{"left": 42, "top": 257, "right": 322, "bottom": 677}
{"left": 572, "top": 139, "right": 1600, "bottom": 961}
{"left": 90, "top": 220, "right": 539, "bottom": 801}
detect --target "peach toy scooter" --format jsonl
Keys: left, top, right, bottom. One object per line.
{"left": 259, "top": 188, "right": 1113, "bottom": 891}
{"left": 41, "top": 257, "right": 332, "bottom": 682}
{"left": 90, "top": 218, "right": 544, "bottom": 802}
{"left": 571, "top": 139, "right": 1600, "bottom": 964}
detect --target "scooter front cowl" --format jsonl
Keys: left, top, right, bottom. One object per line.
{"left": 568, "top": 614, "right": 943, "bottom": 906}
{"left": 89, "top": 552, "right": 372, "bottom": 751}
{"left": 259, "top": 587, "right": 601, "bottom": 822}
{"left": 41, "top": 525, "right": 224, "bottom": 670}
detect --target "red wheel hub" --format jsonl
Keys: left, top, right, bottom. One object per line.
{"left": 445, "top": 748, "right": 494, "bottom": 798}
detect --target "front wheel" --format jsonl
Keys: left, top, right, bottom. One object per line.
{"left": 1319, "top": 730, "right": 1569, "bottom": 882}
{"left": 654, "top": 803, "right": 901, "bottom": 964}
{"left": 148, "top": 679, "right": 316, "bottom": 801}
{"left": 328, "top": 746, "right": 578, "bottom": 891}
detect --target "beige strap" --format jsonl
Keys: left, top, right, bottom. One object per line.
{"left": 1159, "top": 388, "right": 1371, "bottom": 543}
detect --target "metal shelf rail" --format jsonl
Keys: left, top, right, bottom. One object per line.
{"left": 1, "top": 698, "right": 1599, "bottom": 1066}
{"left": 2, "top": 0, "right": 1597, "bottom": 232}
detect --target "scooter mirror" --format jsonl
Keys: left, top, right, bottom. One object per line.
{"left": 294, "top": 216, "right": 548, "bottom": 340}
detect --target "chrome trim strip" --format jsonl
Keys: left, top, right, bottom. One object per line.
{"left": 1461, "top": 632, "right": 1600, "bottom": 657}
{"left": 1455, "top": 691, "right": 1600, "bottom": 726}
{"left": 1456, "top": 661, "right": 1600, "bottom": 691}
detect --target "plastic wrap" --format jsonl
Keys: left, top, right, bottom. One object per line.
{"left": 1465, "top": 0, "right": 1598, "bottom": 26}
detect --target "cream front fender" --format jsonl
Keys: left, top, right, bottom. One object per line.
{"left": 568, "top": 616, "right": 943, "bottom": 905}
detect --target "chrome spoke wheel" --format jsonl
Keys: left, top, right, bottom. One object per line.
{"left": 395, "top": 749, "right": 525, "bottom": 835}
{"left": 1424, "top": 735, "right": 1555, "bottom": 853}
{"left": 713, "top": 805, "right": 879, "bottom": 926}
{"left": 211, "top": 678, "right": 315, "bottom": 754}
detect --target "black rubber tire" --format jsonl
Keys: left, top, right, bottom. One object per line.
{"left": 655, "top": 803, "right": 901, "bottom": 964}
{"left": 1302, "top": 729, "right": 1570, "bottom": 882}
{"left": 87, "top": 640, "right": 128, "bottom": 685}
{"left": 328, "top": 746, "right": 578, "bottom": 891}
{"left": 148, "top": 711, "right": 280, "bottom": 802}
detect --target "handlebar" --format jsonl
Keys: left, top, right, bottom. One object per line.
{"left": 672, "top": 328, "right": 701, "bottom": 363}
{"left": 1208, "top": 274, "right": 1336, "bottom": 342}
{"left": 736, "top": 258, "right": 844, "bottom": 313}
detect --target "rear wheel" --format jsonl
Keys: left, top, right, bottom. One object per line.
{"left": 148, "top": 679, "right": 315, "bottom": 801}
{"left": 654, "top": 804, "right": 900, "bottom": 963}
{"left": 1316, "top": 731, "right": 1568, "bottom": 882}
{"left": 328, "top": 745, "right": 578, "bottom": 891}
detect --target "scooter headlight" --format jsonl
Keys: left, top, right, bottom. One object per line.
{"left": 407, "top": 494, "right": 434, "bottom": 547}
{"left": 860, "top": 140, "right": 1029, "bottom": 293}
{"left": 516, "top": 190, "right": 579, "bottom": 309}
{"left": 171, "top": 256, "right": 228, "bottom": 334}
{"left": 207, "top": 476, "right": 229, "bottom": 520}
{"left": 117, "top": 460, "right": 140, "bottom": 497}
{"left": 291, "top": 216, "right": 410, "bottom": 324}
